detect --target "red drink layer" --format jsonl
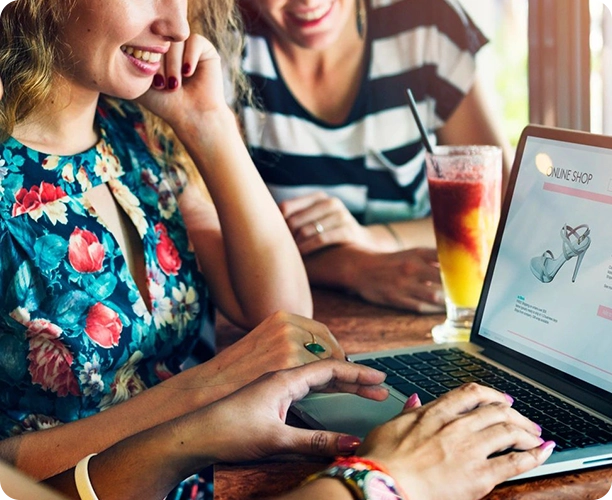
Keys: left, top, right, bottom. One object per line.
{"left": 428, "top": 177, "right": 489, "bottom": 258}
{"left": 428, "top": 175, "right": 500, "bottom": 307}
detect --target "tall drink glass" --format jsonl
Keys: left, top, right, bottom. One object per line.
{"left": 425, "top": 146, "right": 502, "bottom": 343}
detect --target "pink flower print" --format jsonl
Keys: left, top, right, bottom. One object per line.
{"left": 12, "top": 182, "right": 68, "bottom": 224}
{"left": 85, "top": 303, "right": 123, "bottom": 348}
{"left": 154, "top": 223, "right": 182, "bottom": 275}
{"left": 26, "top": 319, "right": 80, "bottom": 397}
{"left": 68, "top": 227, "right": 105, "bottom": 273}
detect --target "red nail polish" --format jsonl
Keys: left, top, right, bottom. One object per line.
{"left": 182, "top": 63, "right": 191, "bottom": 75}
{"left": 338, "top": 435, "right": 361, "bottom": 452}
{"left": 153, "top": 74, "right": 165, "bottom": 88}
{"left": 168, "top": 76, "right": 178, "bottom": 90}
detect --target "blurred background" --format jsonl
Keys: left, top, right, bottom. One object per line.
{"left": 459, "top": 0, "right": 611, "bottom": 147}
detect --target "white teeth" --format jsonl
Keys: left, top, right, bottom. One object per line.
{"left": 121, "top": 46, "right": 162, "bottom": 64}
{"left": 292, "top": 3, "right": 331, "bottom": 21}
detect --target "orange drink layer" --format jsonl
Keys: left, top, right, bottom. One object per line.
{"left": 428, "top": 177, "right": 500, "bottom": 308}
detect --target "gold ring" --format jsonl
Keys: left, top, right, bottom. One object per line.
{"left": 314, "top": 221, "right": 325, "bottom": 234}
{"left": 304, "top": 331, "right": 326, "bottom": 355}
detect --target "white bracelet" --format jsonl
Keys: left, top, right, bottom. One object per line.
{"left": 74, "top": 453, "right": 99, "bottom": 500}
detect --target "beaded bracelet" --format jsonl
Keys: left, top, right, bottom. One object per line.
{"left": 303, "top": 456, "right": 405, "bottom": 500}
{"left": 74, "top": 453, "right": 100, "bottom": 500}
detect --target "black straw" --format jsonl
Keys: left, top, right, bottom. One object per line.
{"left": 406, "top": 88, "right": 433, "bottom": 154}
{"left": 406, "top": 88, "right": 441, "bottom": 176}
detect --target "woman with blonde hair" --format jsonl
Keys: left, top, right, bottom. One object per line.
{"left": 0, "top": 0, "right": 346, "bottom": 495}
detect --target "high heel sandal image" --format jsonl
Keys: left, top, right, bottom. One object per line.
{"left": 530, "top": 224, "right": 591, "bottom": 283}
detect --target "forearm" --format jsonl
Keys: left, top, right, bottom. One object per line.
{"left": 178, "top": 108, "right": 312, "bottom": 325}
{"left": 45, "top": 417, "right": 201, "bottom": 500}
{"left": 272, "top": 478, "right": 354, "bottom": 500}
{"left": 0, "top": 361, "right": 235, "bottom": 480}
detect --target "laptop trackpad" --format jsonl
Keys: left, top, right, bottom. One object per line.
{"left": 293, "top": 393, "right": 404, "bottom": 438}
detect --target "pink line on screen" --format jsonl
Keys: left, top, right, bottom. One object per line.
{"left": 543, "top": 182, "right": 612, "bottom": 204}
{"left": 507, "top": 330, "right": 612, "bottom": 377}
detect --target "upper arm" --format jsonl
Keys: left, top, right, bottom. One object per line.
{"left": 436, "top": 79, "right": 513, "bottom": 194}
{"left": 176, "top": 182, "right": 249, "bottom": 327}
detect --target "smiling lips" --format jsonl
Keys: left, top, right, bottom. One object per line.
{"left": 288, "top": 2, "right": 334, "bottom": 25}
{"left": 120, "top": 45, "right": 163, "bottom": 64}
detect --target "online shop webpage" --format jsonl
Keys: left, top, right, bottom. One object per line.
{"left": 479, "top": 136, "right": 612, "bottom": 394}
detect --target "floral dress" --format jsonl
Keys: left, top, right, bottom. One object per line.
{"left": 0, "top": 98, "right": 209, "bottom": 437}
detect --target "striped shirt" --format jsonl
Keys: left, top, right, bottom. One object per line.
{"left": 241, "top": 0, "right": 487, "bottom": 224}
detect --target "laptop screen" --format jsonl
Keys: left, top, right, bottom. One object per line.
{"left": 476, "top": 130, "right": 612, "bottom": 395}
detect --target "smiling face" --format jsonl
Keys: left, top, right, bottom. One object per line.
{"left": 254, "top": 0, "right": 356, "bottom": 50}
{"left": 58, "top": 0, "right": 190, "bottom": 100}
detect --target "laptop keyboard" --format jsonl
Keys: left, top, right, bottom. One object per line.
{"left": 356, "top": 347, "right": 612, "bottom": 453}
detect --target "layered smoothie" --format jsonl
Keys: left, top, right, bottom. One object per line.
{"left": 425, "top": 145, "right": 501, "bottom": 342}
{"left": 428, "top": 176, "right": 500, "bottom": 308}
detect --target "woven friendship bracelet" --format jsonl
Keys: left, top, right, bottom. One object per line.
{"left": 303, "top": 456, "right": 406, "bottom": 500}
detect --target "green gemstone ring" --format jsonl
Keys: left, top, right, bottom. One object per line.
{"left": 304, "top": 333, "right": 326, "bottom": 355}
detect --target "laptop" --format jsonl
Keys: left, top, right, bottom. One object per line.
{"left": 292, "top": 125, "right": 612, "bottom": 480}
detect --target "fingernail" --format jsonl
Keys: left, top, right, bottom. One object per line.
{"left": 403, "top": 393, "right": 420, "bottom": 409}
{"left": 504, "top": 394, "right": 514, "bottom": 405}
{"left": 182, "top": 63, "right": 191, "bottom": 75}
{"left": 534, "top": 423, "right": 542, "bottom": 434}
{"left": 167, "top": 76, "right": 178, "bottom": 90}
{"left": 537, "top": 437, "right": 545, "bottom": 445}
{"left": 539, "top": 440, "right": 556, "bottom": 453}
{"left": 338, "top": 435, "right": 362, "bottom": 452}
{"left": 153, "top": 74, "right": 165, "bottom": 88}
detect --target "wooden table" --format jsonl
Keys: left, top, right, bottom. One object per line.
{"left": 214, "top": 288, "right": 612, "bottom": 499}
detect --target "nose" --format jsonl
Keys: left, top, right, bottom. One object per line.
{"left": 152, "top": 0, "right": 190, "bottom": 42}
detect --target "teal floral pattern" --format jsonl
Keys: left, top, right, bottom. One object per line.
{"left": 0, "top": 98, "right": 208, "bottom": 436}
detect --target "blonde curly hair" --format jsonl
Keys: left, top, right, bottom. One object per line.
{"left": 0, "top": 0, "right": 249, "bottom": 179}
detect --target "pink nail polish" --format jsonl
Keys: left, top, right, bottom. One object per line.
{"left": 338, "top": 435, "right": 361, "bottom": 452}
{"left": 539, "top": 440, "right": 556, "bottom": 452}
{"left": 168, "top": 76, "right": 178, "bottom": 90}
{"left": 534, "top": 423, "right": 542, "bottom": 434}
{"left": 403, "top": 393, "right": 420, "bottom": 409}
{"left": 504, "top": 393, "right": 514, "bottom": 405}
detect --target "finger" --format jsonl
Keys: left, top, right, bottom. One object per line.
{"left": 484, "top": 441, "right": 555, "bottom": 487}
{"left": 288, "top": 359, "right": 387, "bottom": 401}
{"left": 474, "top": 421, "right": 544, "bottom": 455}
{"left": 279, "top": 192, "right": 330, "bottom": 219}
{"left": 180, "top": 34, "right": 203, "bottom": 78}
{"left": 298, "top": 226, "right": 346, "bottom": 255}
{"left": 402, "top": 393, "right": 422, "bottom": 412}
{"left": 164, "top": 42, "right": 185, "bottom": 90}
{"left": 278, "top": 428, "right": 363, "bottom": 457}
{"left": 292, "top": 211, "right": 342, "bottom": 244}
{"left": 457, "top": 402, "right": 541, "bottom": 436}
{"left": 411, "top": 384, "right": 512, "bottom": 432}
{"left": 287, "top": 317, "right": 345, "bottom": 360}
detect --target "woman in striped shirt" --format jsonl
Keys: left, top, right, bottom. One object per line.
{"left": 239, "top": 0, "right": 511, "bottom": 312}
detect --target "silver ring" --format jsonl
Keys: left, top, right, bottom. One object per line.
{"left": 314, "top": 221, "right": 325, "bottom": 234}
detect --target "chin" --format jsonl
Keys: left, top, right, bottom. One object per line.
{"left": 105, "top": 83, "right": 152, "bottom": 101}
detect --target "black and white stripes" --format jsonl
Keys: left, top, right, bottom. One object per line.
{"left": 241, "top": 0, "right": 487, "bottom": 224}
